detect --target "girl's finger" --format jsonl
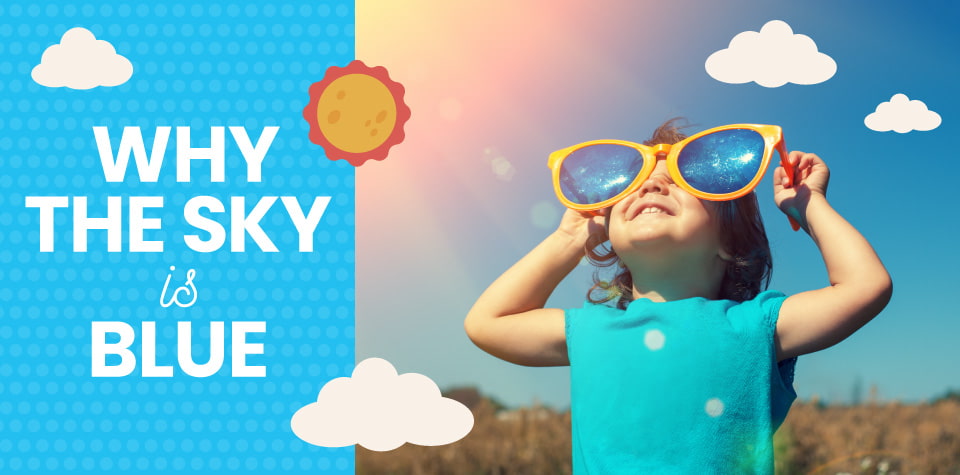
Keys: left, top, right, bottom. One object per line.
{"left": 788, "top": 151, "right": 804, "bottom": 166}
{"left": 774, "top": 166, "right": 792, "bottom": 188}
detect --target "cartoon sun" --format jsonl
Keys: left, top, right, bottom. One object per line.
{"left": 303, "top": 60, "right": 411, "bottom": 167}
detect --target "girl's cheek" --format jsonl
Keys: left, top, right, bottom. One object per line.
{"left": 607, "top": 218, "right": 634, "bottom": 253}
{"left": 611, "top": 197, "right": 633, "bottom": 218}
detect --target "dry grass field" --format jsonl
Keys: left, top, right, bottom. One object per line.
{"left": 357, "top": 388, "right": 960, "bottom": 474}
{"left": 781, "top": 396, "right": 960, "bottom": 474}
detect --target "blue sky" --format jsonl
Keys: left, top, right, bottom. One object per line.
{"left": 356, "top": 0, "right": 960, "bottom": 409}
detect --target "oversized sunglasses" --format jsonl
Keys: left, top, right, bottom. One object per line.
{"left": 547, "top": 124, "right": 799, "bottom": 230}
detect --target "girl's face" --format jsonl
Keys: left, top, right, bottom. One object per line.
{"left": 606, "top": 159, "right": 725, "bottom": 261}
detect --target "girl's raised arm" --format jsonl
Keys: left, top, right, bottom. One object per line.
{"left": 464, "top": 209, "right": 606, "bottom": 366}
{"left": 773, "top": 151, "right": 893, "bottom": 361}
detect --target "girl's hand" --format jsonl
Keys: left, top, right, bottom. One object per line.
{"left": 555, "top": 208, "right": 608, "bottom": 250}
{"left": 773, "top": 151, "right": 830, "bottom": 231}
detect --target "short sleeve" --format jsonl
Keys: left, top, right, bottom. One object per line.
{"left": 751, "top": 290, "right": 798, "bottom": 426}
{"left": 564, "top": 301, "right": 608, "bottom": 365}
{"left": 750, "top": 289, "right": 788, "bottom": 330}
{"left": 564, "top": 303, "right": 587, "bottom": 343}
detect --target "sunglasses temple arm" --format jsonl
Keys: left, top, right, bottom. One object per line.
{"left": 776, "top": 140, "right": 802, "bottom": 232}
{"left": 786, "top": 212, "right": 802, "bottom": 232}
{"left": 782, "top": 160, "right": 802, "bottom": 231}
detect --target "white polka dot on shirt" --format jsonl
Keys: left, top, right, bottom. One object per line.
{"left": 644, "top": 329, "right": 665, "bottom": 351}
{"left": 705, "top": 398, "right": 725, "bottom": 417}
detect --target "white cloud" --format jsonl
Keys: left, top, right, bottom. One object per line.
{"left": 865, "top": 94, "right": 942, "bottom": 133}
{"left": 705, "top": 20, "right": 836, "bottom": 88}
{"left": 291, "top": 358, "right": 474, "bottom": 452}
{"left": 32, "top": 27, "right": 133, "bottom": 90}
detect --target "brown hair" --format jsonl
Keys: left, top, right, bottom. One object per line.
{"left": 585, "top": 118, "right": 773, "bottom": 308}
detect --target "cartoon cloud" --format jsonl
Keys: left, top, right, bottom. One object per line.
{"left": 291, "top": 358, "right": 474, "bottom": 452}
{"left": 705, "top": 20, "right": 836, "bottom": 88}
{"left": 32, "top": 27, "right": 133, "bottom": 90}
{"left": 865, "top": 94, "right": 942, "bottom": 133}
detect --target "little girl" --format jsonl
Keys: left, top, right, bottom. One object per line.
{"left": 465, "top": 119, "right": 891, "bottom": 473}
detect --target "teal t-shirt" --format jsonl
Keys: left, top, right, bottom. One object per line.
{"left": 565, "top": 290, "right": 797, "bottom": 474}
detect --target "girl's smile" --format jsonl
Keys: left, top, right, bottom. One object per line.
{"left": 627, "top": 198, "right": 675, "bottom": 219}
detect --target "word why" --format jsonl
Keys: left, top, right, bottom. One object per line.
{"left": 94, "top": 126, "right": 278, "bottom": 183}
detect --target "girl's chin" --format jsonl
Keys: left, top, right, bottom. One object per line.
{"left": 613, "top": 233, "right": 710, "bottom": 255}
{"left": 618, "top": 226, "right": 675, "bottom": 244}
{"left": 612, "top": 234, "right": 677, "bottom": 253}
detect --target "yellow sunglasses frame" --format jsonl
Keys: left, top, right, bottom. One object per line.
{"left": 548, "top": 124, "right": 790, "bottom": 207}
{"left": 547, "top": 124, "right": 799, "bottom": 230}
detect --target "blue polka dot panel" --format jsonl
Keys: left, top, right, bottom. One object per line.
{"left": 0, "top": 1, "right": 355, "bottom": 473}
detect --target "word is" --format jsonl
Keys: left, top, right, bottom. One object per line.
{"left": 160, "top": 266, "right": 198, "bottom": 308}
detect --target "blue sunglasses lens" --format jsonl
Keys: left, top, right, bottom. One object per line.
{"left": 559, "top": 144, "right": 645, "bottom": 205}
{"left": 677, "top": 129, "right": 766, "bottom": 195}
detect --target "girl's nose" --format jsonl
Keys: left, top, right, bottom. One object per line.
{"left": 639, "top": 161, "right": 672, "bottom": 195}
